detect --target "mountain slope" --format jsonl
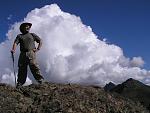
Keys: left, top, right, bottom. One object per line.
{"left": 104, "top": 82, "right": 116, "bottom": 91}
{"left": 0, "top": 82, "right": 148, "bottom": 113}
{"left": 110, "top": 78, "right": 150, "bottom": 110}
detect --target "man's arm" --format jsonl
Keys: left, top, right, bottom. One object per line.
{"left": 37, "top": 39, "right": 42, "bottom": 51}
{"left": 11, "top": 35, "right": 20, "bottom": 53}
{"left": 33, "top": 39, "right": 42, "bottom": 52}
{"left": 31, "top": 33, "right": 42, "bottom": 52}
{"left": 11, "top": 42, "right": 17, "bottom": 53}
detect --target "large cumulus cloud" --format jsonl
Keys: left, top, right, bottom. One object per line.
{"left": 1, "top": 4, "right": 150, "bottom": 86}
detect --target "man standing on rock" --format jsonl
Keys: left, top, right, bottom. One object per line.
{"left": 11, "top": 22, "right": 44, "bottom": 88}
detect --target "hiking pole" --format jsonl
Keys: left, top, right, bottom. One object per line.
{"left": 11, "top": 51, "right": 17, "bottom": 86}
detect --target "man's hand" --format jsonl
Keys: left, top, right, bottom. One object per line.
{"left": 33, "top": 48, "right": 40, "bottom": 52}
{"left": 10, "top": 49, "right": 15, "bottom": 54}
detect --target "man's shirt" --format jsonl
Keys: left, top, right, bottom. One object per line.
{"left": 14, "top": 33, "right": 41, "bottom": 52}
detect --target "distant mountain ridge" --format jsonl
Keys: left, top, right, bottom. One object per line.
{"left": 109, "top": 78, "right": 150, "bottom": 110}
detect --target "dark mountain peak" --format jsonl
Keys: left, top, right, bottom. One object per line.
{"left": 108, "top": 82, "right": 116, "bottom": 86}
{"left": 104, "top": 82, "right": 116, "bottom": 91}
{"left": 126, "top": 78, "right": 134, "bottom": 82}
{"left": 111, "top": 78, "right": 147, "bottom": 93}
{"left": 0, "top": 82, "right": 148, "bottom": 113}
{"left": 111, "top": 78, "right": 150, "bottom": 111}
{"left": 123, "top": 78, "right": 146, "bottom": 88}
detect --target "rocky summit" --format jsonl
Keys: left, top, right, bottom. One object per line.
{"left": 0, "top": 82, "right": 148, "bottom": 113}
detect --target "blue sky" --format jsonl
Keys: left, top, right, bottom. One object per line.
{"left": 0, "top": 0, "right": 150, "bottom": 69}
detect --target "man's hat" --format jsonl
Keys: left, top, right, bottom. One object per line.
{"left": 19, "top": 22, "right": 32, "bottom": 32}
{"left": 20, "top": 22, "right": 32, "bottom": 28}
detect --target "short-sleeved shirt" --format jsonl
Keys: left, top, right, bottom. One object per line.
{"left": 14, "top": 33, "right": 41, "bottom": 52}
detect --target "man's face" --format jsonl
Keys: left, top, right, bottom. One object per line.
{"left": 21, "top": 25, "right": 30, "bottom": 33}
{"left": 24, "top": 25, "right": 30, "bottom": 32}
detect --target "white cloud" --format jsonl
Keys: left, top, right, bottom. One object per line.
{"left": 144, "top": 77, "right": 150, "bottom": 85}
{"left": 0, "top": 4, "right": 150, "bottom": 86}
{"left": 130, "top": 57, "right": 144, "bottom": 67}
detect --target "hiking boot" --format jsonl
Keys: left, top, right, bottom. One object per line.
{"left": 37, "top": 79, "right": 45, "bottom": 84}
{"left": 16, "top": 82, "right": 22, "bottom": 89}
